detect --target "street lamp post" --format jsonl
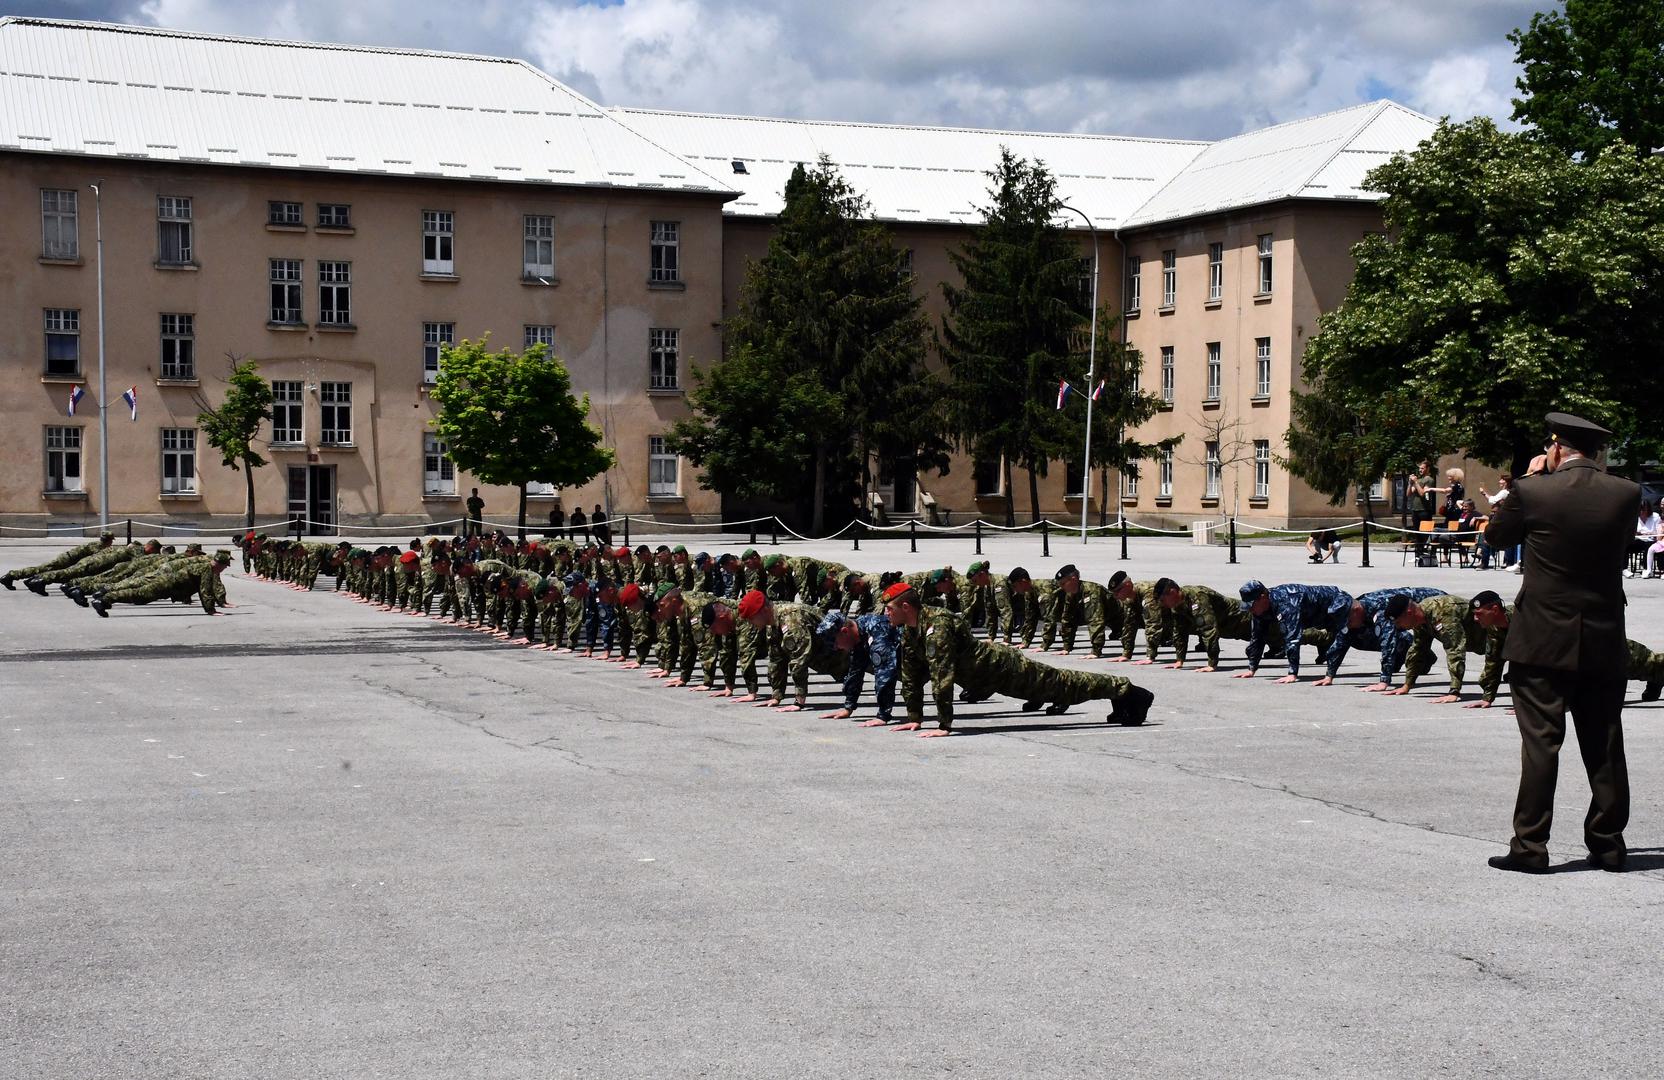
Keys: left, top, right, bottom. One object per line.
{"left": 1057, "top": 203, "right": 1098, "bottom": 545}
{"left": 91, "top": 181, "right": 109, "bottom": 531}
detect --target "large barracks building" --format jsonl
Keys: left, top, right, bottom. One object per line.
{"left": 0, "top": 17, "right": 1438, "bottom": 532}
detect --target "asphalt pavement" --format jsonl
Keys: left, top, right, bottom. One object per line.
{"left": 3, "top": 532, "right": 1661, "bottom": 1079}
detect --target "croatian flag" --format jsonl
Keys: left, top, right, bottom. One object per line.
{"left": 1056, "top": 379, "right": 1073, "bottom": 410}
{"left": 67, "top": 385, "right": 85, "bottom": 417}
{"left": 1092, "top": 380, "right": 1105, "bottom": 401}
{"left": 122, "top": 386, "right": 138, "bottom": 421}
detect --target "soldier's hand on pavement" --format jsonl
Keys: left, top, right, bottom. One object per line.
{"left": 1167, "top": 661, "right": 1186, "bottom": 670}
{"left": 1107, "top": 656, "right": 1129, "bottom": 663}
{"left": 776, "top": 704, "right": 805, "bottom": 713}
{"left": 1274, "top": 674, "right": 1299, "bottom": 684}
{"left": 1463, "top": 699, "right": 1494, "bottom": 709}
{"left": 859, "top": 718, "right": 888, "bottom": 727}
{"left": 1361, "top": 682, "right": 1390, "bottom": 693}
{"left": 1232, "top": 670, "right": 1254, "bottom": 679}
{"left": 1385, "top": 686, "right": 1410, "bottom": 696}
{"left": 1196, "top": 665, "right": 1217, "bottom": 673}
{"left": 755, "top": 698, "right": 781, "bottom": 708}
{"left": 1431, "top": 694, "right": 1461, "bottom": 704}
{"left": 821, "top": 708, "right": 853, "bottom": 720}
{"left": 891, "top": 722, "right": 922, "bottom": 732}
{"left": 1312, "top": 676, "right": 1335, "bottom": 686}
{"left": 733, "top": 693, "right": 758, "bottom": 703}
{"left": 916, "top": 729, "right": 950, "bottom": 738}
{"left": 1132, "top": 659, "right": 1155, "bottom": 666}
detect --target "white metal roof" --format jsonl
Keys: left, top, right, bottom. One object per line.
{"left": 1119, "top": 101, "right": 1437, "bottom": 228}
{"left": 608, "top": 107, "right": 1208, "bottom": 229}
{"left": 0, "top": 17, "right": 734, "bottom": 196}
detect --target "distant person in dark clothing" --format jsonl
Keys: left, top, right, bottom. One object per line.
{"left": 592, "top": 504, "right": 612, "bottom": 548}
{"left": 547, "top": 504, "right": 566, "bottom": 539}
{"left": 570, "top": 506, "right": 588, "bottom": 544}
{"left": 1306, "top": 530, "right": 1340, "bottom": 563}
{"left": 465, "top": 488, "right": 485, "bottom": 538}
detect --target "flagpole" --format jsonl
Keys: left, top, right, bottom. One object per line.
{"left": 92, "top": 180, "right": 109, "bottom": 531}
{"left": 1058, "top": 204, "right": 1098, "bottom": 544}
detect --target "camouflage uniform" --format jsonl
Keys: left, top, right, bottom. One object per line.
{"left": 1402, "top": 594, "right": 1508, "bottom": 700}
{"left": 1626, "top": 639, "right": 1664, "bottom": 688}
{"left": 995, "top": 580, "right": 1048, "bottom": 647}
{"left": 4, "top": 535, "right": 113, "bottom": 586}
{"left": 1245, "top": 584, "right": 1353, "bottom": 676}
{"left": 1320, "top": 587, "right": 1445, "bottom": 681}
{"left": 1145, "top": 585, "right": 1251, "bottom": 667}
{"left": 904, "top": 569, "right": 961, "bottom": 612}
{"left": 36, "top": 542, "right": 142, "bottom": 586}
{"left": 764, "top": 601, "right": 837, "bottom": 703}
{"left": 816, "top": 611, "right": 900, "bottom": 721}
{"left": 1042, "top": 579, "right": 1121, "bottom": 656}
{"left": 1112, "top": 580, "right": 1162, "bottom": 660}
{"left": 97, "top": 556, "right": 223, "bottom": 614}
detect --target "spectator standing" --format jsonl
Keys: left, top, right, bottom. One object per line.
{"left": 547, "top": 503, "right": 566, "bottom": 540}
{"left": 465, "top": 488, "right": 485, "bottom": 538}
{"left": 1409, "top": 461, "right": 1438, "bottom": 564}
{"left": 592, "top": 504, "right": 612, "bottom": 548}
{"left": 570, "top": 506, "right": 588, "bottom": 544}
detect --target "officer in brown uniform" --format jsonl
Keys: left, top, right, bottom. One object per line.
{"left": 1483, "top": 412, "right": 1636, "bottom": 873}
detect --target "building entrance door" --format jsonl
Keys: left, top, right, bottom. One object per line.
{"left": 287, "top": 465, "right": 337, "bottom": 534}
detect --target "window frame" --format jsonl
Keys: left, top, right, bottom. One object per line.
{"left": 1205, "top": 342, "right": 1222, "bottom": 402}
{"left": 269, "top": 259, "right": 304, "bottom": 324}
{"left": 1125, "top": 255, "right": 1141, "bottom": 312}
{"left": 650, "top": 220, "right": 681, "bottom": 283}
{"left": 45, "top": 426, "right": 83, "bottom": 493}
{"left": 271, "top": 380, "right": 304, "bottom": 445}
{"left": 522, "top": 214, "right": 555, "bottom": 280}
{"left": 41, "top": 189, "right": 79, "bottom": 259}
{"left": 1257, "top": 233, "right": 1273, "bottom": 295}
{"left": 1205, "top": 442, "right": 1221, "bottom": 499}
{"left": 319, "top": 381, "right": 353, "bottom": 446}
{"left": 422, "top": 210, "right": 455, "bottom": 275}
{"left": 649, "top": 327, "right": 680, "bottom": 391}
{"left": 423, "top": 322, "right": 455, "bottom": 384}
{"left": 161, "top": 427, "right": 198, "bottom": 494}
{"left": 1207, "top": 241, "right": 1223, "bottom": 302}
{"left": 1159, "top": 346, "right": 1175, "bottom": 404}
{"left": 317, "top": 260, "right": 352, "bottom": 326}
{"left": 157, "top": 195, "right": 194, "bottom": 265}
{"left": 1160, "top": 249, "right": 1176, "bottom": 307}
{"left": 267, "top": 200, "right": 303, "bottom": 227}
{"left": 1255, "top": 337, "right": 1272, "bottom": 397}
{"left": 1253, "top": 440, "right": 1271, "bottom": 500}
{"left": 648, "top": 435, "right": 680, "bottom": 497}
{"left": 44, "top": 308, "right": 81, "bottom": 377}
{"left": 160, "top": 313, "right": 195, "bottom": 380}
{"left": 423, "top": 432, "right": 457, "bottom": 496}
{"left": 1159, "top": 447, "right": 1174, "bottom": 498}
{"left": 523, "top": 324, "right": 555, "bottom": 352}
{"left": 318, "top": 203, "right": 351, "bottom": 229}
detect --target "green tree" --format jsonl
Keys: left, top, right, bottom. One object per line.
{"left": 1284, "top": 382, "right": 1443, "bottom": 521}
{"left": 671, "top": 157, "right": 938, "bottom": 532}
{"left": 1510, "top": 0, "right": 1664, "bottom": 159}
{"left": 1068, "top": 319, "right": 1179, "bottom": 526}
{"left": 1292, "top": 118, "right": 1664, "bottom": 479}
{"left": 194, "top": 355, "right": 273, "bottom": 529}
{"left": 430, "top": 337, "right": 614, "bottom": 536}
{"left": 938, "top": 149, "right": 1087, "bottom": 524}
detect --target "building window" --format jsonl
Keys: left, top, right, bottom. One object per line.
{"left": 268, "top": 200, "right": 303, "bottom": 227}
{"left": 524, "top": 324, "right": 554, "bottom": 352}
{"left": 1160, "top": 346, "right": 1175, "bottom": 404}
{"left": 1160, "top": 249, "right": 1176, "bottom": 307}
{"left": 157, "top": 195, "right": 193, "bottom": 265}
{"left": 648, "top": 435, "right": 680, "bottom": 497}
{"left": 46, "top": 426, "right": 82, "bottom": 492}
{"left": 318, "top": 261, "right": 351, "bottom": 325}
{"left": 161, "top": 428, "right": 197, "bottom": 494}
{"left": 650, "top": 220, "right": 680, "bottom": 282}
{"left": 1129, "top": 361, "right": 1141, "bottom": 397}
{"left": 1368, "top": 477, "right": 1387, "bottom": 501}
{"left": 1254, "top": 440, "right": 1271, "bottom": 500}
{"left": 318, "top": 203, "right": 351, "bottom": 229}
{"left": 41, "top": 189, "right": 78, "bottom": 259}
{"left": 1064, "top": 459, "right": 1084, "bottom": 498}
{"left": 423, "top": 322, "right": 455, "bottom": 383}
{"left": 1257, "top": 233, "right": 1273, "bottom": 294}
{"left": 1205, "top": 342, "right": 1222, "bottom": 402}
{"left": 160, "top": 313, "right": 194, "bottom": 379}
{"left": 1205, "top": 442, "right": 1221, "bottom": 499}
{"left": 1125, "top": 255, "right": 1141, "bottom": 312}
{"left": 523, "top": 214, "right": 554, "bottom": 280}
{"left": 271, "top": 380, "right": 303, "bottom": 444}
{"left": 649, "top": 328, "right": 680, "bottom": 390}
{"left": 44, "top": 308, "right": 80, "bottom": 376}
{"left": 1208, "top": 242, "right": 1223, "bottom": 302}
{"left": 1159, "top": 447, "right": 1173, "bottom": 498}
{"left": 973, "top": 457, "right": 1003, "bottom": 497}
{"left": 423, "top": 210, "right": 454, "bottom": 275}
{"left": 1255, "top": 337, "right": 1272, "bottom": 397}
{"left": 319, "top": 382, "right": 352, "bottom": 445}
{"left": 1122, "top": 463, "right": 1139, "bottom": 500}
{"left": 270, "top": 259, "right": 303, "bottom": 324}
{"left": 423, "top": 432, "right": 456, "bottom": 496}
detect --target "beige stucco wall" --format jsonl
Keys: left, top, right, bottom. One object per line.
{"left": 0, "top": 152, "right": 728, "bottom": 530}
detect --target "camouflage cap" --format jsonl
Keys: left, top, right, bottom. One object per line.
{"left": 212, "top": 549, "right": 232, "bottom": 564}
{"left": 1239, "top": 580, "right": 1267, "bottom": 604}
{"left": 185, "top": 542, "right": 204, "bottom": 554}
{"left": 99, "top": 530, "right": 116, "bottom": 540}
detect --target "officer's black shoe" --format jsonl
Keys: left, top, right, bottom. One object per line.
{"left": 91, "top": 598, "right": 109, "bottom": 618}
{"left": 1045, "top": 703, "right": 1068, "bottom": 716}
{"left": 1020, "top": 700, "right": 1043, "bottom": 712}
{"left": 1587, "top": 852, "right": 1627, "bottom": 872}
{"left": 1643, "top": 679, "right": 1662, "bottom": 703}
{"left": 26, "top": 578, "right": 48, "bottom": 595}
{"left": 1486, "top": 853, "right": 1548, "bottom": 874}
{"left": 1110, "top": 686, "right": 1154, "bottom": 726}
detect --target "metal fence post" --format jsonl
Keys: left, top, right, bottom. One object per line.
{"left": 771, "top": 517, "right": 778, "bottom": 547}
{"left": 975, "top": 519, "right": 983, "bottom": 556}
{"left": 1119, "top": 515, "right": 1128, "bottom": 560}
{"left": 853, "top": 521, "right": 861, "bottom": 552}
{"left": 623, "top": 515, "right": 631, "bottom": 549}
{"left": 749, "top": 520, "right": 758, "bottom": 547}
{"left": 909, "top": 520, "right": 917, "bottom": 554}
{"left": 1042, "top": 519, "right": 1050, "bottom": 558}
{"left": 1361, "top": 521, "right": 1372, "bottom": 568}
{"left": 1228, "top": 517, "right": 1238, "bottom": 564}
{"left": 125, "top": 517, "right": 132, "bottom": 545}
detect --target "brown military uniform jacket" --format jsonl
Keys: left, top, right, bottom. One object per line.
{"left": 1483, "top": 457, "right": 1636, "bottom": 676}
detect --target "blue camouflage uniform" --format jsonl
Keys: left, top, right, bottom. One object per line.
{"left": 577, "top": 578, "right": 618, "bottom": 652}
{"left": 1244, "top": 582, "right": 1353, "bottom": 677}
{"left": 816, "top": 610, "right": 900, "bottom": 722}
{"left": 1326, "top": 586, "right": 1446, "bottom": 680}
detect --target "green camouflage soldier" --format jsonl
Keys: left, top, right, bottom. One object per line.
{"left": 739, "top": 596, "right": 834, "bottom": 709}
{"left": 1393, "top": 591, "right": 1511, "bottom": 705}
{"left": 7, "top": 531, "right": 115, "bottom": 592}
{"left": 1629, "top": 639, "right": 1664, "bottom": 700}
{"left": 957, "top": 561, "right": 996, "bottom": 632}
{"left": 615, "top": 583, "right": 658, "bottom": 666}
{"left": 1106, "top": 571, "right": 1160, "bottom": 662}
{"left": 904, "top": 567, "right": 961, "bottom": 612}
{"left": 1041, "top": 564, "right": 1120, "bottom": 656}
{"left": 1143, "top": 579, "right": 1252, "bottom": 670}
{"left": 996, "top": 567, "right": 1052, "bottom": 648}
{"left": 762, "top": 554, "right": 799, "bottom": 602}
{"left": 670, "top": 546, "right": 696, "bottom": 590}
{"left": 92, "top": 550, "right": 231, "bottom": 617}
{"left": 64, "top": 541, "right": 167, "bottom": 604}
{"left": 787, "top": 555, "right": 844, "bottom": 607}
{"left": 37, "top": 541, "right": 143, "bottom": 591}
{"left": 684, "top": 596, "right": 743, "bottom": 693}
{"left": 644, "top": 583, "right": 687, "bottom": 673}
{"left": 826, "top": 570, "right": 874, "bottom": 616}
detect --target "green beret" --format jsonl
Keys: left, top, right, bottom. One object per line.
{"left": 928, "top": 568, "right": 950, "bottom": 584}
{"left": 654, "top": 582, "right": 681, "bottom": 602}
{"left": 763, "top": 554, "right": 785, "bottom": 570}
{"left": 672, "top": 545, "right": 687, "bottom": 555}
{"left": 968, "top": 561, "right": 989, "bottom": 576}
{"left": 742, "top": 548, "right": 759, "bottom": 561}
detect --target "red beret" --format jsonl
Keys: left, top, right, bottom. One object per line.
{"left": 881, "top": 582, "right": 919, "bottom": 605}
{"left": 614, "top": 547, "right": 630, "bottom": 558}
{"left": 736, "top": 589, "right": 766, "bottom": 619}
{"left": 399, "top": 551, "right": 420, "bottom": 566}
{"left": 618, "top": 583, "right": 642, "bottom": 605}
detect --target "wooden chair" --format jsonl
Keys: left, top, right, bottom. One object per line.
{"left": 1402, "top": 519, "right": 1439, "bottom": 567}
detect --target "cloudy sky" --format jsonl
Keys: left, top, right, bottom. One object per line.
{"left": 13, "top": 0, "right": 1543, "bottom": 138}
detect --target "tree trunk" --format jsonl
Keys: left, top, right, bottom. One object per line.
{"left": 517, "top": 482, "right": 528, "bottom": 541}
{"left": 1027, "top": 463, "right": 1041, "bottom": 525}
{"left": 1002, "top": 457, "right": 1015, "bottom": 527}
{"left": 242, "top": 457, "right": 256, "bottom": 529}
{"left": 1509, "top": 436, "right": 1535, "bottom": 482}
{"left": 1099, "top": 462, "right": 1111, "bottom": 527}
{"left": 812, "top": 444, "right": 827, "bottom": 535}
